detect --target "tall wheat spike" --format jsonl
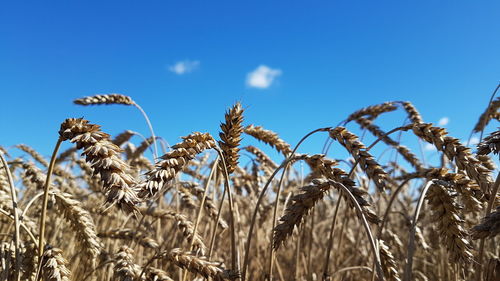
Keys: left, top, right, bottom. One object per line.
{"left": 218, "top": 102, "right": 244, "bottom": 174}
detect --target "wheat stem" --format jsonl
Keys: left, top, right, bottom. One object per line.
{"left": 133, "top": 102, "right": 159, "bottom": 160}
{"left": 0, "top": 152, "right": 20, "bottom": 281}
{"left": 403, "top": 180, "right": 434, "bottom": 281}
{"left": 322, "top": 196, "right": 342, "bottom": 279}
{"left": 474, "top": 172, "right": 500, "bottom": 281}
{"left": 38, "top": 138, "right": 62, "bottom": 261}
{"left": 241, "top": 127, "right": 330, "bottom": 281}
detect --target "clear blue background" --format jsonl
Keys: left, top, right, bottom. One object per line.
{"left": 1, "top": 1, "right": 499, "bottom": 161}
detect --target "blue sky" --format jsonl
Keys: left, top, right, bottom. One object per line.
{"left": 1, "top": 1, "right": 500, "bottom": 162}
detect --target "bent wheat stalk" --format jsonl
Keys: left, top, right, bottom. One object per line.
{"left": 403, "top": 181, "right": 433, "bottom": 281}
{"left": 0, "top": 152, "right": 21, "bottom": 281}
{"left": 38, "top": 139, "right": 62, "bottom": 262}
{"left": 241, "top": 127, "right": 330, "bottom": 281}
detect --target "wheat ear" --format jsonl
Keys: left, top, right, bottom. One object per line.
{"left": 156, "top": 248, "right": 239, "bottom": 281}
{"left": 40, "top": 245, "right": 71, "bottom": 281}
{"left": 412, "top": 123, "right": 493, "bottom": 196}
{"left": 471, "top": 206, "right": 500, "bottom": 239}
{"left": 473, "top": 94, "right": 500, "bottom": 133}
{"left": 399, "top": 101, "right": 424, "bottom": 124}
{"left": 477, "top": 129, "right": 500, "bottom": 155}
{"left": 113, "top": 245, "right": 138, "bottom": 281}
{"left": 425, "top": 181, "right": 473, "bottom": 264}
{"left": 52, "top": 191, "right": 101, "bottom": 267}
{"left": 244, "top": 125, "right": 292, "bottom": 156}
{"left": 59, "top": 118, "right": 140, "bottom": 213}
{"left": 137, "top": 132, "right": 216, "bottom": 199}
{"left": 141, "top": 208, "right": 206, "bottom": 254}
{"left": 329, "top": 127, "right": 388, "bottom": 191}
{"left": 218, "top": 102, "right": 244, "bottom": 174}
{"left": 345, "top": 101, "right": 398, "bottom": 123}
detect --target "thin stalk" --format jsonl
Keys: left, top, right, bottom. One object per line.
{"left": 207, "top": 176, "right": 225, "bottom": 259}
{"left": 335, "top": 214, "right": 350, "bottom": 270}
{"left": 0, "top": 152, "right": 20, "bottom": 281}
{"left": 133, "top": 102, "right": 159, "bottom": 160}
{"left": 403, "top": 180, "right": 434, "bottom": 281}
{"left": 38, "top": 138, "right": 62, "bottom": 260}
{"left": 182, "top": 156, "right": 219, "bottom": 281}
{"left": 322, "top": 197, "right": 342, "bottom": 280}
{"left": 294, "top": 224, "right": 302, "bottom": 280}
{"left": 267, "top": 165, "right": 288, "bottom": 280}
{"left": 0, "top": 208, "right": 38, "bottom": 247}
{"left": 21, "top": 192, "right": 44, "bottom": 218}
{"left": 215, "top": 148, "right": 239, "bottom": 272}
{"left": 190, "top": 156, "right": 219, "bottom": 251}
{"left": 306, "top": 208, "right": 315, "bottom": 281}
{"left": 474, "top": 172, "right": 500, "bottom": 281}
{"left": 331, "top": 266, "right": 372, "bottom": 276}
{"left": 335, "top": 182, "right": 384, "bottom": 281}
{"left": 241, "top": 127, "right": 331, "bottom": 281}
{"left": 378, "top": 179, "right": 411, "bottom": 236}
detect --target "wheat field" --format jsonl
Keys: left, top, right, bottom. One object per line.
{"left": 0, "top": 93, "right": 498, "bottom": 281}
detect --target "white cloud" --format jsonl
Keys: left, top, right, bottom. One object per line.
{"left": 424, "top": 143, "right": 436, "bottom": 151}
{"left": 246, "top": 65, "right": 282, "bottom": 89}
{"left": 169, "top": 60, "right": 200, "bottom": 75}
{"left": 438, "top": 117, "right": 449, "bottom": 126}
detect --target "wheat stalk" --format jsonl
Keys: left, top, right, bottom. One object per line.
{"left": 98, "top": 229, "right": 158, "bottom": 249}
